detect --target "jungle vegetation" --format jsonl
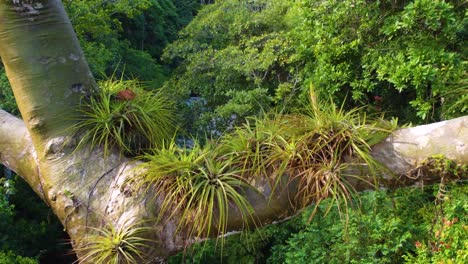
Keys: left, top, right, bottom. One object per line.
{"left": 0, "top": 0, "right": 466, "bottom": 263}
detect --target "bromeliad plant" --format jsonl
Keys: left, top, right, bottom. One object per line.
{"left": 73, "top": 78, "right": 177, "bottom": 156}
{"left": 136, "top": 141, "right": 257, "bottom": 240}
{"left": 73, "top": 221, "right": 153, "bottom": 264}
{"left": 135, "top": 86, "right": 396, "bottom": 246}
{"left": 187, "top": 152, "right": 257, "bottom": 238}
{"left": 282, "top": 88, "right": 397, "bottom": 213}
{"left": 218, "top": 86, "right": 397, "bottom": 218}
{"left": 219, "top": 116, "right": 292, "bottom": 180}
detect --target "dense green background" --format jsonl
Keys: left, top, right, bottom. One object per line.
{"left": 0, "top": 0, "right": 466, "bottom": 263}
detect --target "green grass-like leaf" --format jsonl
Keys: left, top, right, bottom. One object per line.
{"left": 133, "top": 85, "right": 397, "bottom": 249}
{"left": 442, "top": 76, "right": 468, "bottom": 119}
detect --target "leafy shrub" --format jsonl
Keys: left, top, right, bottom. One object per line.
{"left": 293, "top": 0, "right": 466, "bottom": 122}
{"left": 168, "top": 184, "right": 467, "bottom": 264}
{"left": 272, "top": 189, "right": 431, "bottom": 264}
{"left": 0, "top": 172, "right": 74, "bottom": 263}
{"left": 0, "top": 67, "right": 18, "bottom": 115}
{"left": 403, "top": 184, "right": 467, "bottom": 263}
{"left": 0, "top": 251, "right": 37, "bottom": 264}
{"left": 66, "top": 0, "right": 179, "bottom": 85}
{"left": 163, "top": 0, "right": 296, "bottom": 134}
{"left": 165, "top": 0, "right": 466, "bottom": 134}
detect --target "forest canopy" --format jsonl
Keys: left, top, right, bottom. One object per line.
{"left": 163, "top": 0, "right": 467, "bottom": 135}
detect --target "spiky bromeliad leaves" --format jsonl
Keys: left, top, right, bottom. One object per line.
{"left": 73, "top": 78, "right": 177, "bottom": 156}
{"left": 73, "top": 221, "right": 154, "bottom": 264}
{"left": 136, "top": 141, "right": 257, "bottom": 241}
{"left": 218, "top": 86, "right": 397, "bottom": 220}
{"left": 133, "top": 88, "right": 397, "bottom": 249}
{"left": 288, "top": 95, "right": 396, "bottom": 215}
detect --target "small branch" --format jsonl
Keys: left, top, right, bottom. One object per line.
{"left": 371, "top": 116, "right": 468, "bottom": 176}
{"left": 0, "top": 109, "right": 43, "bottom": 200}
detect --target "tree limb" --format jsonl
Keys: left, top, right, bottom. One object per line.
{"left": 372, "top": 116, "right": 468, "bottom": 173}
{"left": 0, "top": 109, "right": 43, "bottom": 199}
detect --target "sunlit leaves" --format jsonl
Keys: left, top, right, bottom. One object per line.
{"left": 163, "top": 0, "right": 298, "bottom": 134}
{"left": 74, "top": 221, "right": 154, "bottom": 264}
{"left": 296, "top": 0, "right": 465, "bottom": 122}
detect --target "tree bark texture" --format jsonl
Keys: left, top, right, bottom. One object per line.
{"left": 0, "top": 0, "right": 467, "bottom": 262}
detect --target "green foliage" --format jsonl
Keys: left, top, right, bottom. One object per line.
{"left": 66, "top": 0, "right": 199, "bottom": 85}
{"left": 119, "top": 0, "right": 179, "bottom": 59}
{"left": 271, "top": 188, "right": 431, "bottom": 264}
{"left": 441, "top": 74, "right": 468, "bottom": 119}
{"left": 73, "top": 78, "right": 177, "bottom": 156}
{"left": 0, "top": 172, "right": 74, "bottom": 263}
{"left": 0, "top": 67, "right": 18, "bottom": 115}
{"left": 136, "top": 141, "right": 256, "bottom": 239}
{"left": 74, "top": 221, "right": 153, "bottom": 264}
{"left": 165, "top": 0, "right": 466, "bottom": 133}
{"left": 219, "top": 115, "right": 288, "bottom": 181}
{"left": 280, "top": 88, "right": 395, "bottom": 211}
{"left": 163, "top": 0, "right": 297, "bottom": 133}
{"left": 419, "top": 154, "right": 468, "bottom": 179}
{"left": 168, "top": 218, "right": 303, "bottom": 264}
{"left": 294, "top": 0, "right": 466, "bottom": 122}
{"left": 67, "top": 0, "right": 152, "bottom": 77}
{"left": 169, "top": 184, "right": 467, "bottom": 264}
{"left": 220, "top": 88, "right": 396, "bottom": 215}
{"left": 0, "top": 251, "right": 37, "bottom": 264}
{"left": 403, "top": 185, "right": 468, "bottom": 263}
{"left": 137, "top": 89, "right": 394, "bottom": 246}
{"left": 0, "top": 177, "right": 15, "bottom": 241}
{"left": 173, "top": 0, "right": 201, "bottom": 27}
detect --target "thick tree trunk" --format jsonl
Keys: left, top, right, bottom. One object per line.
{"left": 0, "top": 0, "right": 467, "bottom": 262}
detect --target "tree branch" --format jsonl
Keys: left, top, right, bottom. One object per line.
{"left": 372, "top": 116, "right": 468, "bottom": 181}
{"left": 0, "top": 109, "right": 43, "bottom": 199}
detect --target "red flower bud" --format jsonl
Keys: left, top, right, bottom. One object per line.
{"left": 415, "top": 241, "right": 422, "bottom": 248}
{"left": 116, "top": 89, "right": 136, "bottom": 101}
